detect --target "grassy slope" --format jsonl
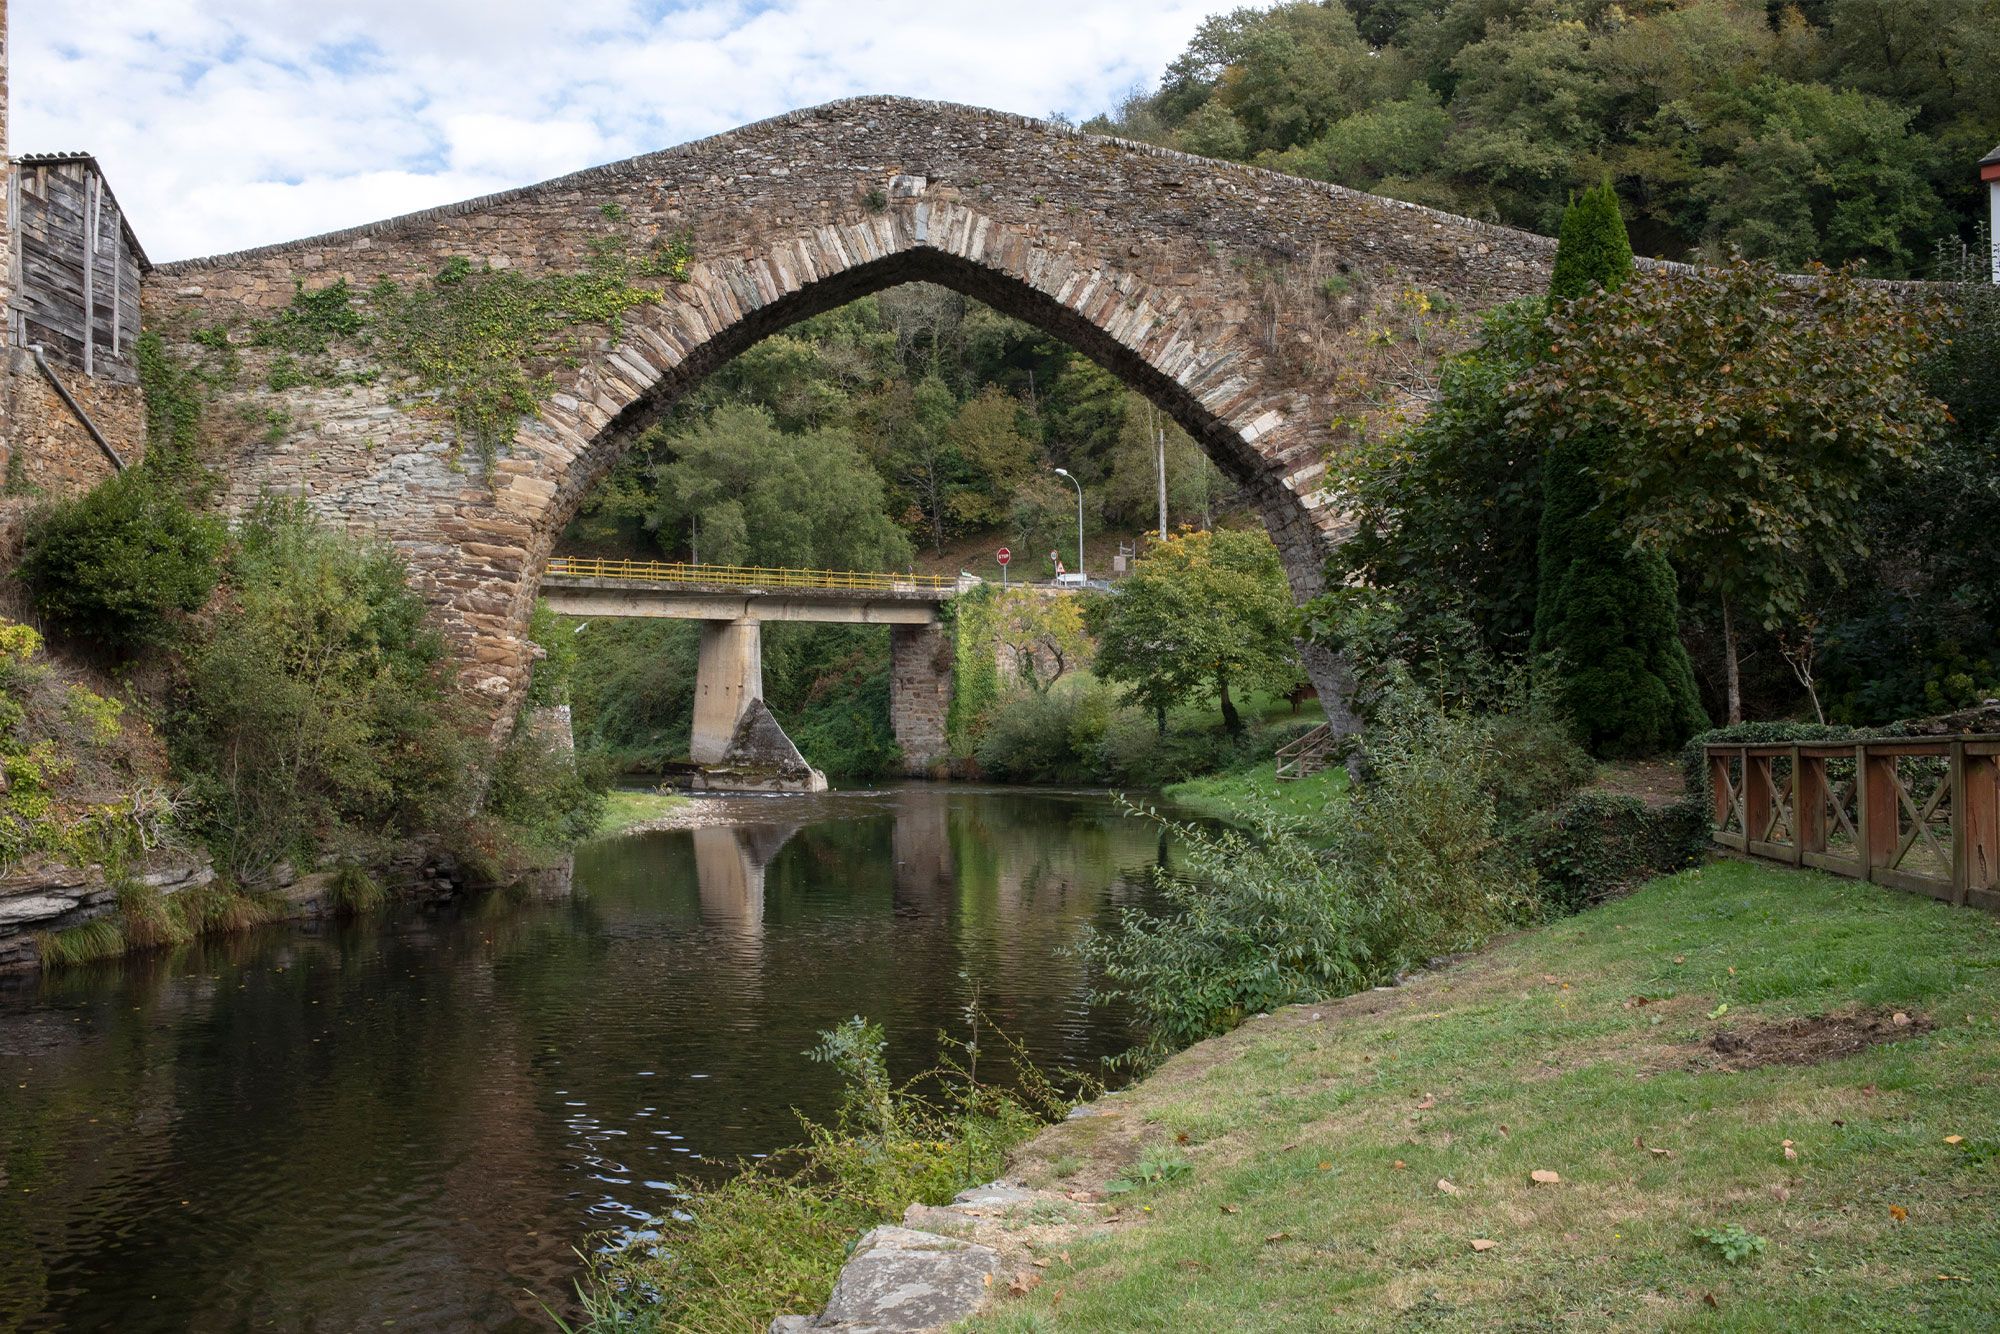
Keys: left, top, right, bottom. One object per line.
{"left": 1163, "top": 760, "right": 1349, "bottom": 823}
{"left": 592, "top": 788, "right": 687, "bottom": 838}
{"left": 983, "top": 863, "right": 2000, "bottom": 1331}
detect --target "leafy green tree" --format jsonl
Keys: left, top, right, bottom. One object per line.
{"left": 1330, "top": 300, "right": 1548, "bottom": 659}
{"left": 1089, "top": 528, "right": 1299, "bottom": 734}
{"left": 989, "top": 590, "right": 1090, "bottom": 693}
{"left": 20, "top": 469, "right": 225, "bottom": 650}
{"left": 1519, "top": 257, "right": 1949, "bottom": 722}
{"left": 944, "top": 387, "right": 1041, "bottom": 527}
{"left": 1531, "top": 181, "right": 1707, "bottom": 754}
{"left": 653, "top": 403, "right": 912, "bottom": 571}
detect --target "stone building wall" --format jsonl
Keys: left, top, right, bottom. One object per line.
{"left": 0, "top": 349, "right": 144, "bottom": 492}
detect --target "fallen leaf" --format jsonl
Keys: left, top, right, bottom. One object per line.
{"left": 1703, "top": 1293, "right": 1719, "bottom": 1309}
{"left": 1392, "top": 1160, "right": 1407, "bottom": 1170}
{"left": 1220, "top": 1204, "right": 1241, "bottom": 1214}
{"left": 1889, "top": 1205, "right": 1908, "bottom": 1222}
{"left": 1436, "top": 1179, "right": 1460, "bottom": 1195}
{"left": 1782, "top": 1139, "right": 1798, "bottom": 1162}
{"left": 1673, "top": 955, "right": 1686, "bottom": 965}
{"left": 1317, "top": 1161, "right": 1333, "bottom": 1172}
{"left": 1008, "top": 1272, "right": 1042, "bottom": 1296}
{"left": 1531, "top": 1170, "right": 1561, "bottom": 1185}
{"left": 1937, "top": 1274, "right": 1969, "bottom": 1283}
{"left": 1417, "top": 1095, "right": 1436, "bottom": 1110}
{"left": 1264, "top": 1231, "right": 1291, "bottom": 1243}
{"left": 1498, "top": 1124, "right": 1510, "bottom": 1137}
{"left": 1770, "top": 1185, "right": 1791, "bottom": 1203}
{"left": 1280, "top": 1142, "right": 1298, "bottom": 1152}
{"left": 1032, "top": 1258, "right": 1050, "bottom": 1268}
{"left": 1893, "top": 1011, "right": 1910, "bottom": 1026}
{"left": 1469, "top": 1238, "right": 1498, "bottom": 1252}
{"left": 1945, "top": 1135, "right": 1965, "bottom": 1146}
{"left": 983, "top": 1273, "right": 994, "bottom": 1288}
{"left": 1175, "top": 1132, "right": 1191, "bottom": 1145}
{"left": 1059, "top": 1251, "right": 1070, "bottom": 1265}
{"left": 1727, "top": 966, "right": 1736, "bottom": 976}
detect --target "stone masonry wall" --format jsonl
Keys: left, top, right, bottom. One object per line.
{"left": 142, "top": 96, "right": 1571, "bottom": 733}
{"left": 891, "top": 622, "right": 952, "bottom": 777}
{"left": 0, "top": 348, "right": 145, "bottom": 494}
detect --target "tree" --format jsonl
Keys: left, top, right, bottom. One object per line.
{"left": 1088, "top": 528, "right": 1299, "bottom": 734}
{"left": 1330, "top": 300, "right": 1548, "bottom": 660}
{"left": 20, "top": 468, "right": 224, "bottom": 650}
{"left": 1518, "top": 257, "right": 1949, "bottom": 722}
{"left": 652, "top": 404, "right": 912, "bottom": 572}
{"left": 988, "top": 590, "right": 1089, "bottom": 693}
{"left": 1531, "top": 181, "right": 1708, "bottom": 754}
{"left": 944, "top": 387, "right": 1041, "bottom": 528}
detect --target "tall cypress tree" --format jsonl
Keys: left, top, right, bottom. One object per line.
{"left": 1532, "top": 182, "right": 1707, "bottom": 756}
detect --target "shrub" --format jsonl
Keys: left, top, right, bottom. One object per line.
{"left": 328, "top": 864, "right": 388, "bottom": 916}
{"left": 974, "top": 677, "right": 1122, "bottom": 784}
{"left": 482, "top": 728, "right": 609, "bottom": 857}
{"left": 1517, "top": 792, "right": 1707, "bottom": 916}
{"left": 169, "top": 501, "right": 475, "bottom": 881}
{"left": 18, "top": 469, "right": 224, "bottom": 650}
{"left": 1084, "top": 674, "right": 1545, "bottom": 1062}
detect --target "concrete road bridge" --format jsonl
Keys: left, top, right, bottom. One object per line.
{"left": 139, "top": 95, "right": 1577, "bottom": 757}
{"left": 540, "top": 558, "right": 967, "bottom": 784}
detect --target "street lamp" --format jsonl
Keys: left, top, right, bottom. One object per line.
{"left": 1053, "top": 467, "right": 1084, "bottom": 580}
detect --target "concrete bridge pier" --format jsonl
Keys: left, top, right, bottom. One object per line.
{"left": 691, "top": 618, "right": 763, "bottom": 765}
{"left": 688, "top": 616, "right": 828, "bottom": 791}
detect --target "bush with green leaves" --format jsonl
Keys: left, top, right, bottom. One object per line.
{"left": 481, "top": 728, "right": 609, "bottom": 858}
{"left": 1516, "top": 792, "right": 1707, "bottom": 916}
{"left": 1083, "top": 671, "right": 1550, "bottom": 1061}
{"left": 19, "top": 469, "right": 224, "bottom": 650}
{"left": 169, "top": 500, "right": 476, "bottom": 880}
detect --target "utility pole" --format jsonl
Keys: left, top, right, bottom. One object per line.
{"left": 1156, "top": 427, "right": 1168, "bottom": 540}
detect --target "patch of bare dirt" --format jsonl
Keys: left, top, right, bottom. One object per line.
{"left": 1588, "top": 757, "right": 1688, "bottom": 809}
{"left": 1694, "top": 1009, "right": 1932, "bottom": 1072}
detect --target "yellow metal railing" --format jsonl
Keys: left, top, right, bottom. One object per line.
{"left": 544, "top": 556, "right": 959, "bottom": 594}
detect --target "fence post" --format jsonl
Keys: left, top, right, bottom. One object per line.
{"left": 1710, "top": 748, "right": 1732, "bottom": 830}
{"left": 1863, "top": 745, "right": 1900, "bottom": 882}
{"left": 1746, "top": 753, "right": 1774, "bottom": 846}
{"left": 1794, "top": 745, "right": 1821, "bottom": 865}
{"left": 1952, "top": 741, "right": 1969, "bottom": 906}
{"left": 1966, "top": 750, "right": 1999, "bottom": 899}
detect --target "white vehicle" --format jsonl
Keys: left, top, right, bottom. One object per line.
{"left": 1053, "top": 571, "right": 1088, "bottom": 588}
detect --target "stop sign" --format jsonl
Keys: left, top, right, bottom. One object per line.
{"left": 996, "top": 547, "right": 1011, "bottom": 566}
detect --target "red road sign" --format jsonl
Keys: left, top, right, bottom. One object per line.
{"left": 996, "top": 548, "right": 1011, "bottom": 565}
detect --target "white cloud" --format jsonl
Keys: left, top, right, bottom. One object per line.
{"left": 9, "top": 1, "right": 1213, "bottom": 261}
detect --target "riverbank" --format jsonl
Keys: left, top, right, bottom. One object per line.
{"left": 965, "top": 861, "right": 2000, "bottom": 1328}
{"left": 1161, "top": 757, "right": 1348, "bottom": 823}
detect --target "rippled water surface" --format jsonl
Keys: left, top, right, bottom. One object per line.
{"left": 0, "top": 787, "right": 1168, "bottom": 1331}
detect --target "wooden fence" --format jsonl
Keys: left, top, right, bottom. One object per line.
{"left": 1706, "top": 737, "right": 1999, "bottom": 910}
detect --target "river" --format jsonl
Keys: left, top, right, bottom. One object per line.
{"left": 0, "top": 786, "right": 1172, "bottom": 1331}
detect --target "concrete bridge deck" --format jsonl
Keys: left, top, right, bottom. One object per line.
{"left": 540, "top": 557, "right": 966, "bottom": 625}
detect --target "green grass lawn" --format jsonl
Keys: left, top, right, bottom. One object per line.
{"left": 981, "top": 862, "right": 2000, "bottom": 1331}
{"left": 592, "top": 787, "right": 687, "bottom": 838}
{"left": 1163, "top": 758, "right": 1349, "bottom": 823}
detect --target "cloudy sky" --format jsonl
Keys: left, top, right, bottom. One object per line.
{"left": 12, "top": 1, "right": 1215, "bottom": 263}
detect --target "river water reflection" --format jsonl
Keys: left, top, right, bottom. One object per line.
{"left": 0, "top": 787, "right": 1169, "bottom": 1331}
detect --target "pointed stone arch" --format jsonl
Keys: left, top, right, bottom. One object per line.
{"left": 145, "top": 96, "right": 1565, "bottom": 733}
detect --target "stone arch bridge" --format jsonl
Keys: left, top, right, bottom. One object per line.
{"left": 143, "top": 96, "right": 1566, "bottom": 766}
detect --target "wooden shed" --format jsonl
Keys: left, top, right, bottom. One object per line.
{"left": 6, "top": 153, "right": 149, "bottom": 383}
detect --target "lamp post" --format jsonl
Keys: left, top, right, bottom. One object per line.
{"left": 1053, "top": 467, "right": 1084, "bottom": 579}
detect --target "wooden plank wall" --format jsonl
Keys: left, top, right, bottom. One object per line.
{"left": 10, "top": 161, "right": 142, "bottom": 384}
